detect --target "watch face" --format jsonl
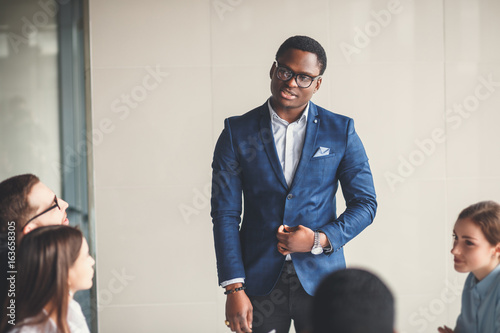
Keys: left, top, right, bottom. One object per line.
{"left": 311, "top": 247, "right": 323, "bottom": 255}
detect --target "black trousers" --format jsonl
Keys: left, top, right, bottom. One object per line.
{"left": 248, "top": 261, "right": 313, "bottom": 333}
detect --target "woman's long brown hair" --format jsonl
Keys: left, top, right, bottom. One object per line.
{"left": 1, "top": 225, "right": 83, "bottom": 333}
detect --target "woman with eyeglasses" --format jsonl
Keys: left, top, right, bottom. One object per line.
{"left": 0, "top": 225, "right": 94, "bottom": 333}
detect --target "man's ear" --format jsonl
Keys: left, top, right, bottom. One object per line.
{"left": 313, "top": 77, "right": 322, "bottom": 94}
{"left": 23, "top": 223, "right": 34, "bottom": 234}
{"left": 269, "top": 62, "right": 276, "bottom": 79}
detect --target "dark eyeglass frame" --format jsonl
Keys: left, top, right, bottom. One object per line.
{"left": 274, "top": 61, "right": 322, "bottom": 88}
{"left": 23, "top": 195, "right": 60, "bottom": 230}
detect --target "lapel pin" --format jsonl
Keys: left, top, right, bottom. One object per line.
{"left": 313, "top": 119, "right": 318, "bottom": 123}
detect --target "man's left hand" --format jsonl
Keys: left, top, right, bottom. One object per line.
{"left": 276, "top": 225, "right": 314, "bottom": 255}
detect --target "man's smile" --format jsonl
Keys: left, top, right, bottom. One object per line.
{"left": 280, "top": 89, "right": 297, "bottom": 99}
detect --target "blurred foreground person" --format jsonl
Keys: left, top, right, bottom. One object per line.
{"left": 312, "top": 268, "right": 396, "bottom": 333}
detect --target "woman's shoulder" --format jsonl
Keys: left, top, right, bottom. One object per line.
{"left": 493, "top": 269, "right": 500, "bottom": 295}
{"left": 5, "top": 312, "right": 57, "bottom": 333}
{"left": 485, "top": 266, "right": 500, "bottom": 293}
{"left": 7, "top": 320, "right": 57, "bottom": 333}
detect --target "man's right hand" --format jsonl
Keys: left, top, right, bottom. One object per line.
{"left": 225, "top": 284, "right": 253, "bottom": 333}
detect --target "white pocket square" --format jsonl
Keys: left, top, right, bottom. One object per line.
{"left": 313, "top": 147, "right": 330, "bottom": 157}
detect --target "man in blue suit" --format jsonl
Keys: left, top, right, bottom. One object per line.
{"left": 211, "top": 36, "right": 377, "bottom": 333}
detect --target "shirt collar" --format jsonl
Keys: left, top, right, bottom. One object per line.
{"left": 470, "top": 264, "right": 500, "bottom": 295}
{"left": 267, "top": 98, "right": 309, "bottom": 124}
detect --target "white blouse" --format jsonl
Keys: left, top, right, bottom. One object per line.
{"left": 8, "top": 299, "right": 90, "bottom": 333}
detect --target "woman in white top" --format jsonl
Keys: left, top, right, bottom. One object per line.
{"left": 1, "top": 225, "right": 95, "bottom": 333}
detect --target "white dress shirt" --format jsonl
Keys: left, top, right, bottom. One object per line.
{"left": 268, "top": 100, "right": 309, "bottom": 187}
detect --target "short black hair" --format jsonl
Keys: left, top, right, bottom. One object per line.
{"left": 275, "top": 35, "right": 327, "bottom": 75}
{"left": 312, "top": 268, "right": 395, "bottom": 333}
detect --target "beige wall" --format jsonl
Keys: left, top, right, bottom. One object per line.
{"left": 86, "top": 0, "right": 500, "bottom": 332}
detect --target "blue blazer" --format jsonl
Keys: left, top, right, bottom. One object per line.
{"left": 211, "top": 101, "right": 377, "bottom": 296}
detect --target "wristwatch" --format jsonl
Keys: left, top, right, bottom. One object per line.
{"left": 311, "top": 231, "right": 323, "bottom": 255}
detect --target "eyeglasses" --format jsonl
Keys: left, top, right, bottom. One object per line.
{"left": 23, "top": 195, "right": 60, "bottom": 230}
{"left": 274, "top": 61, "right": 321, "bottom": 88}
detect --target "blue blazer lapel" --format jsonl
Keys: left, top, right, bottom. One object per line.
{"left": 290, "top": 102, "right": 320, "bottom": 189}
{"left": 259, "top": 106, "right": 288, "bottom": 190}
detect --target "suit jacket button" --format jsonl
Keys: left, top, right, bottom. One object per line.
{"left": 287, "top": 194, "right": 293, "bottom": 200}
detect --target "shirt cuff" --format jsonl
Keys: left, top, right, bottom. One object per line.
{"left": 221, "top": 278, "right": 245, "bottom": 288}
{"left": 319, "top": 230, "right": 333, "bottom": 254}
